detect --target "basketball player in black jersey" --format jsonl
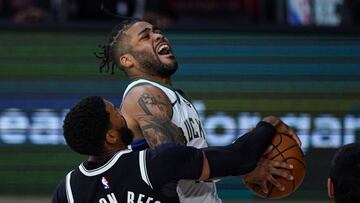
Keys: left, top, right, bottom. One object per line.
{"left": 95, "top": 19, "right": 302, "bottom": 199}
{"left": 52, "top": 96, "right": 299, "bottom": 203}
{"left": 327, "top": 143, "right": 360, "bottom": 203}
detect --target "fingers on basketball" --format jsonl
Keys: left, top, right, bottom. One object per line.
{"left": 245, "top": 133, "right": 306, "bottom": 199}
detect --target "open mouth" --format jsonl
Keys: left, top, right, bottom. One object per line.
{"left": 157, "top": 44, "right": 172, "bottom": 56}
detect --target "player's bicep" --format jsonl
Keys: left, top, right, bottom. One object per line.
{"left": 122, "top": 85, "right": 185, "bottom": 147}
{"left": 136, "top": 86, "right": 172, "bottom": 118}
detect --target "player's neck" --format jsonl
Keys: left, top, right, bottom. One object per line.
{"left": 87, "top": 147, "right": 127, "bottom": 163}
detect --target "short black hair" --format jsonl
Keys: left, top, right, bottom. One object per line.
{"left": 63, "top": 96, "right": 110, "bottom": 156}
{"left": 329, "top": 143, "right": 360, "bottom": 203}
{"left": 95, "top": 18, "right": 141, "bottom": 74}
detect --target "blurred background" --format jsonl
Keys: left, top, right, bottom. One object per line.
{"left": 0, "top": 0, "right": 360, "bottom": 202}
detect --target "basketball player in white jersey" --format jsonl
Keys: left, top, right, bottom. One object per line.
{"left": 95, "top": 18, "right": 301, "bottom": 202}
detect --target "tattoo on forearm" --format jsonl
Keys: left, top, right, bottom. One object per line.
{"left": 136, "top": 92, "right": 184, "bottom": 147}
{"left": 138, "top": 115, "right": 185, "bottom": 147}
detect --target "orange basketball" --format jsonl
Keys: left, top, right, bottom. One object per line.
{"left": 244, "top": 133, "right": 305, "bottom": 199}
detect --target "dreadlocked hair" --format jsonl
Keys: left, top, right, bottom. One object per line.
{"left": 94, "top": 18, "right": 141, "bottom": 75}
{"left": 63, "top": 96, "right": 110, "bottom": 156}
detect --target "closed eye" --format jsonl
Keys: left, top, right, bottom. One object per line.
{"left": 141, "top": 33, "right": 150, "bottom": 40}
{"left": 153, "top": 29, "right": 164, "bottom": 35}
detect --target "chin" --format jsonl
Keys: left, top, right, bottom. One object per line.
{"left": 161, "top": 57, "right": 176, "bottom": 66}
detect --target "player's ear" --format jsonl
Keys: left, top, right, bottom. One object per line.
{"left": 327, "top": 178, "right": 334, "bottom": 198}
{"left": 120, "top": 54, "right": 134, "bottom": 69}
{"left": 105, "top": 130, "right": 118, "bottom": 145}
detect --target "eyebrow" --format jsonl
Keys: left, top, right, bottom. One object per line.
{"left": 153, "top": 26, "right": 160, "bottom": 31}
{"left": 138, "top": 27, "right": 151, "bottom": 37}
{"left": 137, "top": 26, "right": 161, "bottom": 37}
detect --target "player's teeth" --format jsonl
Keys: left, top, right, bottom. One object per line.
{"left": 159, "top": 45, "right": 169, "bottom": 52}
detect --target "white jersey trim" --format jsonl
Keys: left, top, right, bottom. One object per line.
{"left": 122, "top": 79, "right": 177, "bottom": 104}
{"left": 79, "top": 149, "right": 132, "bottom": 176}
{"left": 139, "top": 150, "right": 153, "bottom": 189}
{"left": 65, "top": 171, "right": 74, "bottom": 203}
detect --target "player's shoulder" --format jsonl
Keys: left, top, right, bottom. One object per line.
{"left": 147, "top": 143, "right": 197, "bottom": 160}
{"left": 121, "top": 81, "right": 173, "bottom": 111}
{"left": 122, "top": 81, "right": 166, "bottom": 104}
{"left": 124, "top": 79, "right": 175, "bottom": 101}
{"left": 51, "top": 178, "right": 67, "bottom": 203}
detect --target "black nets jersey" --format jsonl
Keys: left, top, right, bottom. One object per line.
{"left": 52, "top": 144, "right": 204, "bottom": 203}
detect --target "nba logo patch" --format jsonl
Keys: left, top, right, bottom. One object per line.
{"left": 101, "top": 176, "right": 110, "bottom": 190}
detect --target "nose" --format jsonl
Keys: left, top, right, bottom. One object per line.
{"left": 153, "top": 32, "right": 164, "bottom": 41}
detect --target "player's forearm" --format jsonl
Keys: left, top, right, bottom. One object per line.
{"left": 137, "top": 115, "right": 186, "bottom": 147}
{"left": 203, "top": 121, "right": 276, "bottom": 179}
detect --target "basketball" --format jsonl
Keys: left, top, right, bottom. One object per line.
{"left": 244, "top": 133, "right": 305, "bottom": 199}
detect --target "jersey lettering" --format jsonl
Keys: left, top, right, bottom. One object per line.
{"left": 183, "top": 118, "right": 205, "bottom": 143}
{"left": 127, "top": 191, "right": 161, "bottom": 203}
{"left": 98, "top": 193, "right": 118, "bottom": 203}
{"left": 127, "top": 191, "right": 135, "bottom": 202}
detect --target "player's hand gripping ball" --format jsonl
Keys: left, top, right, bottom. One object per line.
{"left": 245, "top": 133, "right": 305, "bottom": 199}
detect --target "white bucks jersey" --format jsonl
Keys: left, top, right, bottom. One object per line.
{"left": 123, "top": 79, "right": 222, "bottom": 203}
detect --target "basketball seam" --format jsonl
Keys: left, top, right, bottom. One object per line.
{"left": 270, "top": 144, "right": 299, "bottom": 160}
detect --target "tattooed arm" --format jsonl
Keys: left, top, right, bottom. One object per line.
{"left": 121, "top": 84, "right": 185, "bottom": 147}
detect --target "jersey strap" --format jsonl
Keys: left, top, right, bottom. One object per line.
{"left": 139, "top": 150, "right": 153, "bottom": 189}
{"left": 65, "top": 171, "right": 74, "bottom": 203}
